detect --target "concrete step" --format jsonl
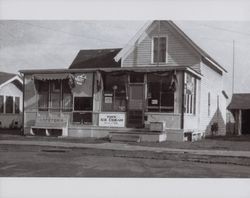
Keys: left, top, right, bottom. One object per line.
{"left": 110, "top": 134, "right": 141, "bottom": 143}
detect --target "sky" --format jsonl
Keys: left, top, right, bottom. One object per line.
{"left": 1, "top": 20, "right": 250, "bottom": 96}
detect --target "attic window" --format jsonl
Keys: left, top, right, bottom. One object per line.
{"left": 152, "top": 36, "right": 167, "bottom": 63}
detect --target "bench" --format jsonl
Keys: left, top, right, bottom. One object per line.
{"left": 30, "top": 115, "right": 68, "bottom": 137}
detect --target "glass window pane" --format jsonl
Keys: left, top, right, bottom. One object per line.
{"left": 147, "top": 73, "right": 174, "bottom": 112}
{"left": 50, "top": 80, "right": 61, "bottom": 111}
{"left": 103, "top": 73, "right": 127, "bottom": 112}
{"left": 153, "top": 37, "right": 166, "bottom": 63}
{"left": 38, "top": 81, "right": 49, "bottom": 111}
{"left": 38, "top": 92, "right": 48, "bottom": 111}
{"left": 6, "top": 96, "right": 13, "bottom": 113}
{"left": 15, "top": 97, "right": 20, "bottom": 114}
{"left": 74, "top": 97, "right": 93, "bottom": 111}
{"left": 130, "top": 73, "right": 144, "bottom": 83}
{"left": 0, "top": 96, "right": 4, "bottom": 113}
{"left": 50, "top": 93, "right": 60, "bottom": 110}
{"left": 161, "top": 92, "right": 174, "bottom": 107}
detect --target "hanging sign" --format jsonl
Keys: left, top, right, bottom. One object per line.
{"left": 104, "top": 97, "right": 112, "bottom": 104}
{"left": 74, "top": 73, "right": 87, "bottom": 85}
{"left": 99, "top": 113, "right": 125, "bottom": 127}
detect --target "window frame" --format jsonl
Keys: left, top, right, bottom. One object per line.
{"left": 5, "top": 96, "right": 14, "bottom": 114}
{"left": 72, "top": 96, "right": 93, "bottom": 125}
{"left": 151, "top": 35, "right": 168, "bottom": 64}
{"left": 37, "top": 80, "right": 73, "bottom": 112}
{"left": 102, "top": 73, "right": 128, "bottom": 112}
{"left": 146, "top": 73, "right": 175, "bottom": 113}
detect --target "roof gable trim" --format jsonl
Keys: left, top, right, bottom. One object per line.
{"left": 0, "top": 75, "right": 23, "bottom": 90}
{"left": 115, "top": 20, "right": 227, "bottom": 74}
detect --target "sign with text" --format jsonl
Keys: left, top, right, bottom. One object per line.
{"left": 99, "top": 113, "right": 125, "bottom": 127}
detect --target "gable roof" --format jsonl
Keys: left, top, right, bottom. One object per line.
{"left": 114, "top": 20, "right": 227, "bottom": 74}
{"left": 0, "top": 72, "right": 23, "bottom": 90}
{"left": 69, "top": 48, "right": 121, "bottom": 69}
{"left": 228, "top": 93, "right": 250, "bottom": 110}
{"left": 0, "top": 72, "right": 16, "bottom": 85}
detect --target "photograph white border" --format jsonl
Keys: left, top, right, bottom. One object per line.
{"left": 1, "top": 0, "right": 250, "bottom": 197}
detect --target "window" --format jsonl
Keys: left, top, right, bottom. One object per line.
{"left": 130, "top": 73, "right": 144, "bottom": 83}
{"left": 152, "top": 36, "right": 167, "bottom": 63}
{"left": 38, "top": 81, "right": 49, "bottom": 111}
{"left": 184, "top": 73, "right": 196, "bottom": 114}
{"left": 37, "top": 79, "right": 72, "bottom": 112}
{"left": 50, "top": 80, "right": 61, "bottom": 111}
{"left": 15, "top": 97, "right": 20, "bottom": 114}
{"left": 73, "top": 97, "right": 93, "bottom": 124}
{"left": 147, "top": 73, "right": 174, "bottom": 112}
{"left": 0, "top": 96, "right": 3, "bottom": 113}
{"left": 102, "top": 73, "right": 127, "bottom": 112}
{"left": 74, "top": 97, "right": 93, "bottom": 111}
{"left": 5, "top": 96, "right": 13, "bottom": 113}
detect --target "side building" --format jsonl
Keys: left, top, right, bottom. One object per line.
{"left": 20, "top": 20, "right": 228, "bottom": 141}
{"left": 0, "top": 72, "right": 23, "bottom": 129}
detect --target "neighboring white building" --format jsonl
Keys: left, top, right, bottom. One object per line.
{"left": 0, "top": 72, "right": 23, "bottom": 129}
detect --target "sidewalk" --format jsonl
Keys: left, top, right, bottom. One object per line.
{"left": 1, "top": 139, "right": 250, "bottom": 158}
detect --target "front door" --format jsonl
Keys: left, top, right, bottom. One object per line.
{"left": 127, "top": 83, "right": 145, "bottom": 128}
{"left": 242, "top": 110, "right": 250, "bottom": 134}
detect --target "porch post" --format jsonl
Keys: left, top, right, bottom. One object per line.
{"left": 238, "top": 109, "right": 242, "bottom": 135}
{"left": 22, "top": 74, "right": 25, "bottom": 135}
{"left": 181, "top": 71, "right": 185, "bottom": 129}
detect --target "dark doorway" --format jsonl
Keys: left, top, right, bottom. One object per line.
{"left": 242, "top": 110, "right": 250, "bottom": 134}
{"left": 127, "top": 84, "right": 145, "bottom": 128}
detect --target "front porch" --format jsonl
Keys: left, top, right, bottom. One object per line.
{"left": 22, "top": 66, "right": 201, "bottom": 142}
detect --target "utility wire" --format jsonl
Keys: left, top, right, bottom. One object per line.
{"left": 16, "top": 21, "right": 129, "bottom": 46}
{"left": 202, "top": 24, "right": 250, "bottom": 37}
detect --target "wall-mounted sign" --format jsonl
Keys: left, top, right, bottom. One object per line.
{"left": 99, "top": 113, "right": 125, "bottom": 127}
{"left": 104, "top": 93, "right": 113, "bottom": 97}
{"left": 152, "top": 99, "right": 158, "bottom": 105}
{"left": 104, "top": 97, "right": 112, "bottom": 104}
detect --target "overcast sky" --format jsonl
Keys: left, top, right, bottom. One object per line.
{"left": 1, "top": 20, "right": 250, "bottom": 95}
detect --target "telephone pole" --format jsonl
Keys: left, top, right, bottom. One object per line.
{"left": 232, "top": 40, "right": 235, "bottom": 94}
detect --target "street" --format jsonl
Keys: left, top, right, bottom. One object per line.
{"left": 1, "top": 144, "right": 250, "bottom": 177}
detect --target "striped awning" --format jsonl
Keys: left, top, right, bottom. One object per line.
{"left": 32, "top": 73, "right": 71, "bottom": 81}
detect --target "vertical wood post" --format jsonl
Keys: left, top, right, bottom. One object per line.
{"left": 238, "top": 110, "right": 242, "bottom": 135}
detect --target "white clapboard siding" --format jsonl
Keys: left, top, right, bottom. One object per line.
{"left": 122, "top": 21, "right": 201, "bottom": 73}
{"left": 199, "top": 62, "right": 227, "bottom": 135}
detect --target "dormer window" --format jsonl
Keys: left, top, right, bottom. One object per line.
{"left": 152, "top": 36, "right": 167, "bottom": 63}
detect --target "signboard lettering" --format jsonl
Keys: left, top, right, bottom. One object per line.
{"left": 99, "top": 113, "right": 125, "bottom": 127}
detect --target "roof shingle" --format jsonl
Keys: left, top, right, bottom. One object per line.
{"left": 69, "top": 48, "right": 121, "bottom": 69}
{"left": 0, "top": 72, "right": 16, "bottom": 86}
{"left": 228, "top": 93, "right": 250, "bottom": 110}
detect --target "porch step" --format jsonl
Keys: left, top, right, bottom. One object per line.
{"left": 110, "top": 134, "right": 141, "bottom": 143}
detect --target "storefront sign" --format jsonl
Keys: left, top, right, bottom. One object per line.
{"left": 74, "top": 73, "right": 87, "bottom": 85}
{"left": 99, "top": 113, "right": 125, "bottom": 127}
{"left": 151, "top": 99, "right": 158, "bottom": 105}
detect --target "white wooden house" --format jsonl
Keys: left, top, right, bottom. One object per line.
{"left": 0, "top": 72, "right": 23, "bottom": 129}
{"left": 20, "top": 20, "right": 228, "bottom": 141}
